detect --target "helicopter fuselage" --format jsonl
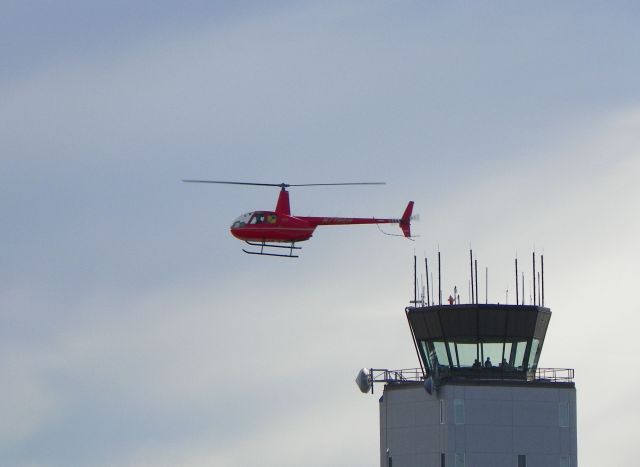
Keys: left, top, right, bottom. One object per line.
{"left": 230, "top": 211, "right": 316, "bottom": 243}
{"left": 230, "top": 209, "right": 411, "bottom": 243}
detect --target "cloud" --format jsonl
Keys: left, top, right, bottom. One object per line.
{"left": 2, "top": 3, "right": 640, "bottom": 466}
{"left": 0, "top": 357, "right": 57, "bottom": 448}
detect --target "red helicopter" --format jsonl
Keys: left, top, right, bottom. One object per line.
{"left": 183, "top": 180, "right": 414, "bottom": 257}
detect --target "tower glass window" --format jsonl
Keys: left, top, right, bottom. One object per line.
{"left": 527, "top": 338, "right": 541, "bottom": 369}
{"left": 513, "top": 341, "right": 528, "bottom": 369}
{"left": 420, "top": 337, "right": 543, "bottom": 374}
{"left": 453, "top": 342, "right": 477, "bottom": 367}
{"left": 482, "top": 342, "right": 503, "bottom": 367}
{"left": 501, "top": 341, "right": 513, "bottom": 367}
{"left": 433, "top": 341, "right": 449, "bottom": 366}
{"left": 518, "top": 454, "right": 527, "bottom": 467}
{"left": 454, "top": 453, "right": 465, "bottom": 467}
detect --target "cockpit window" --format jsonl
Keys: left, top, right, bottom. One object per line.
{"left": 249, "top": 212, "right": 266, "bottom": 224}
{"left": 231, "top": 212, "right": 253, "bottom": 229}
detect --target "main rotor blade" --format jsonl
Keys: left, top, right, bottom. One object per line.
{"left": 182, "top": 180, "right": 283, "bottom": 187}
{"left": 287, "top": 182, "right": 386, "bottom": 187}
{"left": 182, "top": 180, "right": 386, "bottom": 187}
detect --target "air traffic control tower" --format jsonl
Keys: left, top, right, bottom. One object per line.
{"left": 357, "top": 253, "right": 577, "bottom": 467}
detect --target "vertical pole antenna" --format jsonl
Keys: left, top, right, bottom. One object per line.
{"left": 537, "top": 271, "right": 541, "bottom": 306}
{"left": 474, "top": 259, "right": 479, "bottom": 305}
{"left": 413, "top": 255, "right": 418, "bottom": 307}
{"left": 541, "top": 254, "right": 545, "bottom": 307}
{"left": 532, "top": 251, "right": 536, "bottom": 306}
{"left": 522, "top": 272, "right": 525, "bottom": 305}
{"left": 438, "top": 250, "right": 442, "bottom": 305}
{"left": 425, "top": 258, "right": 430, "bottom": 308}
{"left": 469, "top": 249, "right": 474, "bottom": 305}
{"left": 485, "top": 267, "right": 488, "bottom": 304}
{"left": 515, "top": 258, "right": 519, "bottom": 305}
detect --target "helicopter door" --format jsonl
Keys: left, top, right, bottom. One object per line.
{"left": 249, "top": 212, "right": 266, "bottom": 224}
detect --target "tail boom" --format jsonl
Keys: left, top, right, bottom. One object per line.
{"left": 300, "top": 201, "right": 414, "bottom": 238}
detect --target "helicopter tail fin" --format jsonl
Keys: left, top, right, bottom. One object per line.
{"left": 400, "top": 201, "right": 414, "bottom": 238}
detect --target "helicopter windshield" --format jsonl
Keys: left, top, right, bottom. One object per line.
{"left": 231, "top": 212, "right": 253, "bottom": 228}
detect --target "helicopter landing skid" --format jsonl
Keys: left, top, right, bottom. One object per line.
{"left": 242, "top": 241, "right": 301, "bottom": 258}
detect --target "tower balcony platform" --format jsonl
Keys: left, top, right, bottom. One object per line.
{"left": 361, "top": 366, "right": 574, "bottom": 395}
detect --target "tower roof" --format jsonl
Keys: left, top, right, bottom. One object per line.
{"left": 407, "top": 304, "right": 550, "bottom": 341}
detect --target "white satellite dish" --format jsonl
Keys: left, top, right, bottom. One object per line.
{"left": 424, "top": 376, "right": 434, "bottom": 395}
{"left": 355, "top": 368, "right": 372, "bottom": 393}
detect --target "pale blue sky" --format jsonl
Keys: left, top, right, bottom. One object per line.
{"left": 2, "top": 1, "right": 640, "bottom": 466}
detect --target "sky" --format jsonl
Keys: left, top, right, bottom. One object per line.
{"left": 1, "top": 1, "right": 639, "bottom": 466}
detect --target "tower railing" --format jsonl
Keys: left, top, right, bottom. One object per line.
{"left": 535, "top": 367, "right": 575, "bottom": 383}
{"left": 367, "top": 367, "right": 574, "bottom": 390}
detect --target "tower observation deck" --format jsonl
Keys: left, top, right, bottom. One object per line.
{"left": 358, "top": 252, "right": 577, "bottom": 467}
{"left": 408, "top": 303, "right": 556, "bottom": 383}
